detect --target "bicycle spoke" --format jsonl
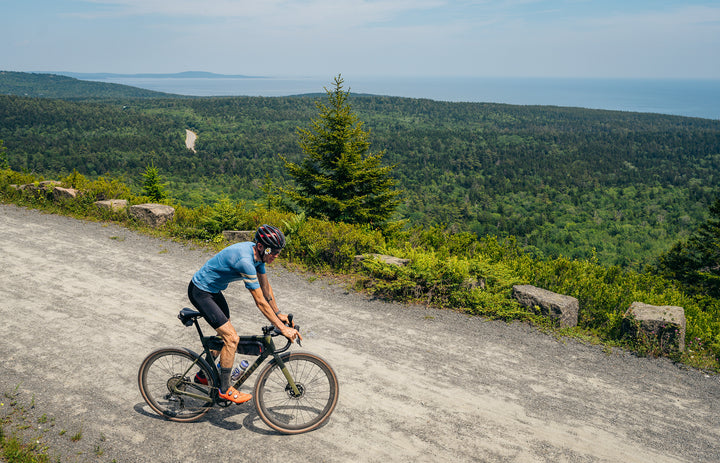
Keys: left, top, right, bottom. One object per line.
{"left": 138, "top": 348, "right": 214, "bottom": 422}
{"left": 254, "top": 353, "right": 338, "bottom": 433}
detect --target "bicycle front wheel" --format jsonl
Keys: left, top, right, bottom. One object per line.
{"left": 254, "top": 352, "right": 339, "bottom": 434}
{"left": 138, "top": 347, "right": 215, "bottom": 422}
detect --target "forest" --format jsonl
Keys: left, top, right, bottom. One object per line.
{"left": 2, "top": 71, "right": 720, "bottom": 268}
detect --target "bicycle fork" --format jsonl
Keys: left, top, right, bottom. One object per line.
{"left": 273, "top": 354, "right": 302, "bottom": 397}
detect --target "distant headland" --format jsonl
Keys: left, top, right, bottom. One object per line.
{"left": 43, "top": 71, "right": 265, "bottom": 79}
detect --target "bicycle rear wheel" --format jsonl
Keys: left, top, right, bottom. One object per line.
{"left": 254, "top": 352, "right": 339, "bottom": 434}
{"left": 138, "top": 347, "right": 215, "bottom": 422}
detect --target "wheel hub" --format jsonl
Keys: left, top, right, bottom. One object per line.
{"left": 285, "top": 382, "right": 305, "bottom": 399}
{"left": 167, "top": 375, "right": 187, "bottom": 393}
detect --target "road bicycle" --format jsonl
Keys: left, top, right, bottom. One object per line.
{"left": 138, "top": 308, "right": 339, "bottom": 434}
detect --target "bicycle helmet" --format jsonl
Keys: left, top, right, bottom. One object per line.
{"left": 254, "top": 224, "right": 286, "bottom": 250}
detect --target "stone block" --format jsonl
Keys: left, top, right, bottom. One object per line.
{"left": 18, "top": 181, "right": 62, "bottom": 196}
{"left": 52, "top": 186, "right": 79, "bottom": 200}
{"left": 512, "top": 284, "right": 579, "bottom": 327}
{"left": 95, "top": 199, "right": 129, "bottom": 212}
{"left": 129, "top": 203, "right": 175, "bottom": 228}
{"left": 623, "top": 302, "right": 686, "bottom": 352}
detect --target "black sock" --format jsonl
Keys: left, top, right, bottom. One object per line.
{"left": 220, "top": 367, "right": 232, "bottom": 392}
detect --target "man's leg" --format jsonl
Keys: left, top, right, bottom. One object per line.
{"left": 215, "top": 321, "right": 251, "bottom": 404}
{"left": 216, "top": 321, "right": 239, "bottom": 369}
{"left": 187, "top": 283, "right": 250, "bottom": 402}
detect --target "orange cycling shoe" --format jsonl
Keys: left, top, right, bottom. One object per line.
{"left": 218, "top": 387, "right": 252, "bottom": 404}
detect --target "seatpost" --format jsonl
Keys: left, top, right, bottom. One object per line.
{"left": 193, "top": 318, "right": 205, "bottom": 340}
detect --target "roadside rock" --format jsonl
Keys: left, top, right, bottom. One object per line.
{"left": 95, "top": 199, "right": 129, "bottom": 213}
{"left": 354, "top": 253, "right": 410, "bottom": 266}
{"left": 129, "top": 203, "right": 175, "bottom": 228}
{"left": 52, "top": 186, "right": 79, "bottom": 200}
{"left": 513, "top": 284, "right": 579, "bottom": 327}
{"left": 18, "top": 181, "right": 62, "bottom": 196}
{"left": 624, "top": 302, "right": 686, "bottom": 352}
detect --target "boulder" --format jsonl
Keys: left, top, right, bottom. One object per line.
{"left": 129, "top": 203, "right": 175, "bottom": 228}
{"left": 20, "top": 180, "right": 62, "bottom": 194}
{"left": 512, "top": 284, "right": 579, "bottom": 327}
{"left": 95, "top": 199, "right": 129, "bottom": 212}
{"left": 463, "top": 277, "right": 486, "bottom": 290}
{"left": 354, "top": 253, "right": 410, "bottom": 266}
{"left": 19, "top": 181, "right": 62, "bottom": 195}
{"left": 38, "top": 180, "right": 62, "bottom": 189}
{"left": 52, "top": 186, "right": 79, "bottom": 200}
{"left": 623, "top": 302, "right": 686, "bottom": 352}
{"left": 222, "top": 230, "right": 254, "bottom": 242}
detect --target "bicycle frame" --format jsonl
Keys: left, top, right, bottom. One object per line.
{"left": 140, "top": 307, "right": 339, "bottom": 433}
{"left": 174, "top": 314, "right": 301, "bottom": 403}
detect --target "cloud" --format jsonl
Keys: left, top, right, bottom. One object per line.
{"left": 581, "top": 4, "right": 720, "bottom": 28}
{"left": 14, "top": 0, "right": 720, "bottom": 78}
{"left": 78, "top": 0, "right": 445, "bottom": 26}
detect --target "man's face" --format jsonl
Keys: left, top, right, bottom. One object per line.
{"left": 262, "top": 244, "right": 281, "bottom": 263}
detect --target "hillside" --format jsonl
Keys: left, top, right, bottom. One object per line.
{"left": 1, "top": 71, "right": 719, "bottom": 267}
{"left": 0, "top": 71, "right": 178, "bottom": 99}
{"left": 55, "top": 71, "right": 260, "bottom": 79}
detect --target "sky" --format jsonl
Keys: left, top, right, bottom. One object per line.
{"left": 2, "top": 0, "right": 720, "bottom": 79}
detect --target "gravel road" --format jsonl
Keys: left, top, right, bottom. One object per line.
{"left": 1, "top": 203, "right": 719, "bottom": 463}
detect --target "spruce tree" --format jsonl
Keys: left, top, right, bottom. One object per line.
{"left": 281, "top": 75, "right": 401, "bottom": 225}
{"left": 656, "top": 197, "right": 720, "bottom": 297}
{"left": 142, "top": 162, "right": 168, "bottom": 201}
{"left": 0, "top": 140, "right": 9, "bottom": 169}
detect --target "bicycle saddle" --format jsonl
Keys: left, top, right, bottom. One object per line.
{"left": 178, "top": 307, "right": 202, "bottom": 326}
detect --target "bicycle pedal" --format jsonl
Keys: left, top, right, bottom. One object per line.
{"left": 217, "top": 398, "right": 233, "bottom": 408}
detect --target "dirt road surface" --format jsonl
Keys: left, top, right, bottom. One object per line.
{"left": 1, "top": 203, "right": 719, "bottom": 462}
{"left": 185, "top": 129, "right": 197, "bottom": 153}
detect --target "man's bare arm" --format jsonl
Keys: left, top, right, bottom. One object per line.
{"left": 249, "top": 286, "right": 301, "bottom": 341}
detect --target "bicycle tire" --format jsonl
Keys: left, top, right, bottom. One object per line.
{"left": 138, "top": 347, "right": 215, "bottom": 422}
{"left": 254, "top": 352, "right": 339, "bottom": 434}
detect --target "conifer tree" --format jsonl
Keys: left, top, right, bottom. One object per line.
{"left": 142, "top": 161, "right": 168, "bottom": 201}
{"left": 0, "top": 140, "right": 9, "bottom": 169}
{"left": 281, "top": 75, "right": 401, "bottom": 225}
{"left": 656, "top": 197, "right": 720, "bottom": 297}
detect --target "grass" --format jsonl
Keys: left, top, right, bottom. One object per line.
{"left": 1, "top": 388, "right": 52, "bottom": 463}
{"left": 0, "top": 387, "right": 113, "bottom": 463}
{"left": 0, "top": 430, "right": 50, "bottom": 463}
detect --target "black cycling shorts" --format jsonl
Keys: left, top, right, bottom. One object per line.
{"left": 188, "top": 281, "right": 230, "bottom": 329}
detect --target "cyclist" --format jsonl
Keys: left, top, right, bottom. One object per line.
{"left": 187, "top": 224, "right": 301, "bottom": 404}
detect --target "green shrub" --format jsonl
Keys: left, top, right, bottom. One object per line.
{"left": 286, "top": 217, "right": 384, "bottom": 270}
{"left": 360, "top": 244, "right": 531, "bottom": 320}
{"left": 0, "top": 168, "right": 38, "bottom": 187}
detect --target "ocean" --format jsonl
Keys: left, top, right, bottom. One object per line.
{"left": 92, "top": 75, "right": 720, "bottom": 121}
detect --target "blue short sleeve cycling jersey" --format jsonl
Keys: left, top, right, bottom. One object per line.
{"left": 191, "top": 242, "right": 265, "bottom": 293}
